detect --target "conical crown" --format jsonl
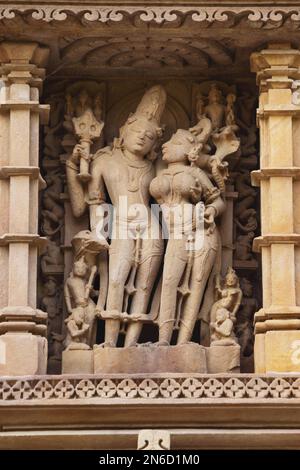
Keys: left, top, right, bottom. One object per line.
{"left": 134, "top": 85, "right": 166, "bottom": 126}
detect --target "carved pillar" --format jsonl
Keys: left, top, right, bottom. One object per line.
{"left": 0, "top": 42, "right": 50, "bottom": 375}
{"left": 251, "top": 43, "right": 300, "bottom": 372}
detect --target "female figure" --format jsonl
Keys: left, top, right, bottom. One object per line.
{"left": 150, "top": 125, "right": 226, "bottom": 346}
{"left": 210, "top": 267, "right": 242, "bottom": 326}
{"left": 210, "top": 308, "right": 237, "bottom": 346}
{"left": 66, "top": 86, "right": 166, "bottom": 347}
{"left": 64, "top": 257, "right": 97, "bottom": 347}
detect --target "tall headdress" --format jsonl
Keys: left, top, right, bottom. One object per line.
{"left": 133, "top": 85, "right": 166, "bottom": 126}
{"left": 118, "top": 85, "right": 167, "bottom": 157}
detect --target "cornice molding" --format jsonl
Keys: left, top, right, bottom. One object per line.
{"left": 0, "top": 4, "right": 300, "bottom": 25}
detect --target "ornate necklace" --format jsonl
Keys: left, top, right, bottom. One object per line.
{"left": 120, "top": 150, "right": 152, "bottom": 192}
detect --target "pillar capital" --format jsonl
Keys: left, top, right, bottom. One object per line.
{"left": 251, "top": 43, "right": 300, "bottom": 92}
{"left": 0, "top": 41, "right": 49, "bottom": 67}
{"left": 0, "top": 41, "right": 49, "bottom": 90}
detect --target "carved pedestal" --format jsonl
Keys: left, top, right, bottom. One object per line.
{"left": 62, "top": 350, "right": 93, "bottom": 374}
{"left": 94, "top": 344, "right": 207, "bottom": 374}
{"left": 206, "top": 344, "right": 240, "bottom": 373}
{"left": 0, "top": 42, "right": 49, "bottom": 375}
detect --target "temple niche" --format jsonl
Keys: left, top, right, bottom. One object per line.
{"left": 39, "top": 79, "right": 260, "bottom": 375}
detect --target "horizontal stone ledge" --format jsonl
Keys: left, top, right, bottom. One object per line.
{"left": 255, "top": 319, "right": 300, "bottom": 333}
{"left": 257, "top": 104, "right": 300, "bottom": 118}
{"left": 0, "top": 322, "right": 46, "bottom": 335}
{"left": 253, "top": 234, "right": 300, "bottom": 251}
{"left": 251, "top": 168, "right": 300, "bottom": 186}
{"left": 255, "top": 306, "right": 300, "bottom": 321}
{"left": 258, "top": 78, "right": 297, "bottom": 94}
{"left": 0, "top": 233, "right": 47, "bottom": 250}
{"left": 0, "top": 102, "right": 49, "bottom": 123}
{"left": 2, "top": 428, "right": 300, "bottom": 451}
{"left": 256, "top": 68, "right": 300, "bottom": 79}
{"left": 0, "top": 306, "right": 47, "bottom": 321}
{"left": 0, "top": 167, "right": 46, "bottom": 189}
{"left": 0, "top": 166, "right": 38, "bottom": 178}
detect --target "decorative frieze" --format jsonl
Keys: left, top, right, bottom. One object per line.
{"left": 0, "top": 374, "right": 300, "bottom": 401}
{"left": 0, "top": 4, "right": 300, "bottom": 27}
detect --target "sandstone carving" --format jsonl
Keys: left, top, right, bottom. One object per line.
{"left": 210, "top": 308, "right": 237, "bottom": 346}
{"left": 236, "top": 278, "right": 257, "bottom": 357}
{"left": 72, "top": 108, "right": 104, "bottom": 182}
{"left": 61, "top": 80, "right": 246, "bottom": 375}
{"left": 2, "top": 6, "right": 300, "bottom": 27}
{"left": 41, "top": 276, "right": 63, "bottom": 359}
{"left": 41, "top": 170, "right": 64, "bottom": 240}
{"left": 18, "top": 65, "right": 263, "bottom": 377}
{"left": 67, "top": 85, "right": 166, "bottom": 349}
{"left": 62, "top": 86, "right": 243, "bottom": 377}
{"left": 41, "top": 240, "right": 63, "bottom": 274}
{"left": 64, "top": 250, "right": 102, "bottom": 350}
{"left": 150, "top": 117, "right": 238, "bottom": 347}
{"left": 1, "top": 5, "right": 300, "bottom": 455}
{"left": 210, "top": 268, "right": 242, "bottom": 330}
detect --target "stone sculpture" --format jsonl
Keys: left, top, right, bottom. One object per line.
{"left": 41, "top": 240, "right": 63, "bottom": 274}
{"left": 66, "top": 85, "right": 167, "bottom": 348}
{"left": 59, "top": 82, "right": 255, "bottom": 375}
{"left": 72, "top": 108, "right": 104, "bottom": 182}
{"left": 236, "top": 278, "right": 257, "bottom": 357}
{"left": 41, "top": 276, "right": 63, "bottom": 359}
{"left": 64, "top": 83, "right": 242, "bottom": 350}
{"left": 204, "top": 84, "right": 225, "bottom": 130}
{"left": 64, "top": 257, "right": 98, "bottom": 349}
{"left": 41, "top": 170, "right": 64, "bottom": 239}
{"left": 235, "top": 232, "right": 255, "bottom": 261}
{"left": 210, "top": 268, "right": 242, "bottom": 329}
{"left": 210, "top": 308, "right": 238, "bottom": 346}
{"left": 150, "top": 121, "right": 228, "bottom": 346}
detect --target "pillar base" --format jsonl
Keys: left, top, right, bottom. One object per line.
{"left": 0, "top": 333, "right": 47, "bottom": 376}
{"left": 206, "top": 344, "right": 240, "bottom": 373}
{"left": 255, "top": 330, "right": 300, "bottom": 373}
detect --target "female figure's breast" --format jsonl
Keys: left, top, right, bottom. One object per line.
{"left": 150, "top": 174, "right": 171, "bottom": 203}
{"left": 150, "top": 170, "right": 201, "bottom": 204}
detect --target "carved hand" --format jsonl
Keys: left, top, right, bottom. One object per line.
{"left": 70, "top": 144, "right": 89, "bottom": 165}
{"left": 189, "top": 178, "right": 201, "bottom": 200}
{"left": 204, "top": 206, "right": 216, "bottom": 225}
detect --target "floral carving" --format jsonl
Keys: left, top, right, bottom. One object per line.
{"left": 0, "top": 6, "right": 299, "bottom": 28}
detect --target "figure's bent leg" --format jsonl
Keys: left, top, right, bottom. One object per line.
{"left": 104, "top": 239, "right": 134, "bottom": 347}
{"left": 124, "top": 239, "right": 163, "bottom": 347}
{"left": 159, "top": 240, "right": 187, "bottom": 345}
{"left": 177, "top": 248, "right": 216, "bottom": 345}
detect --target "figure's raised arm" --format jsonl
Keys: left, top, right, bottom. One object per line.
{"left": 66, "top": 144, "right": 88, "bottom": 218}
